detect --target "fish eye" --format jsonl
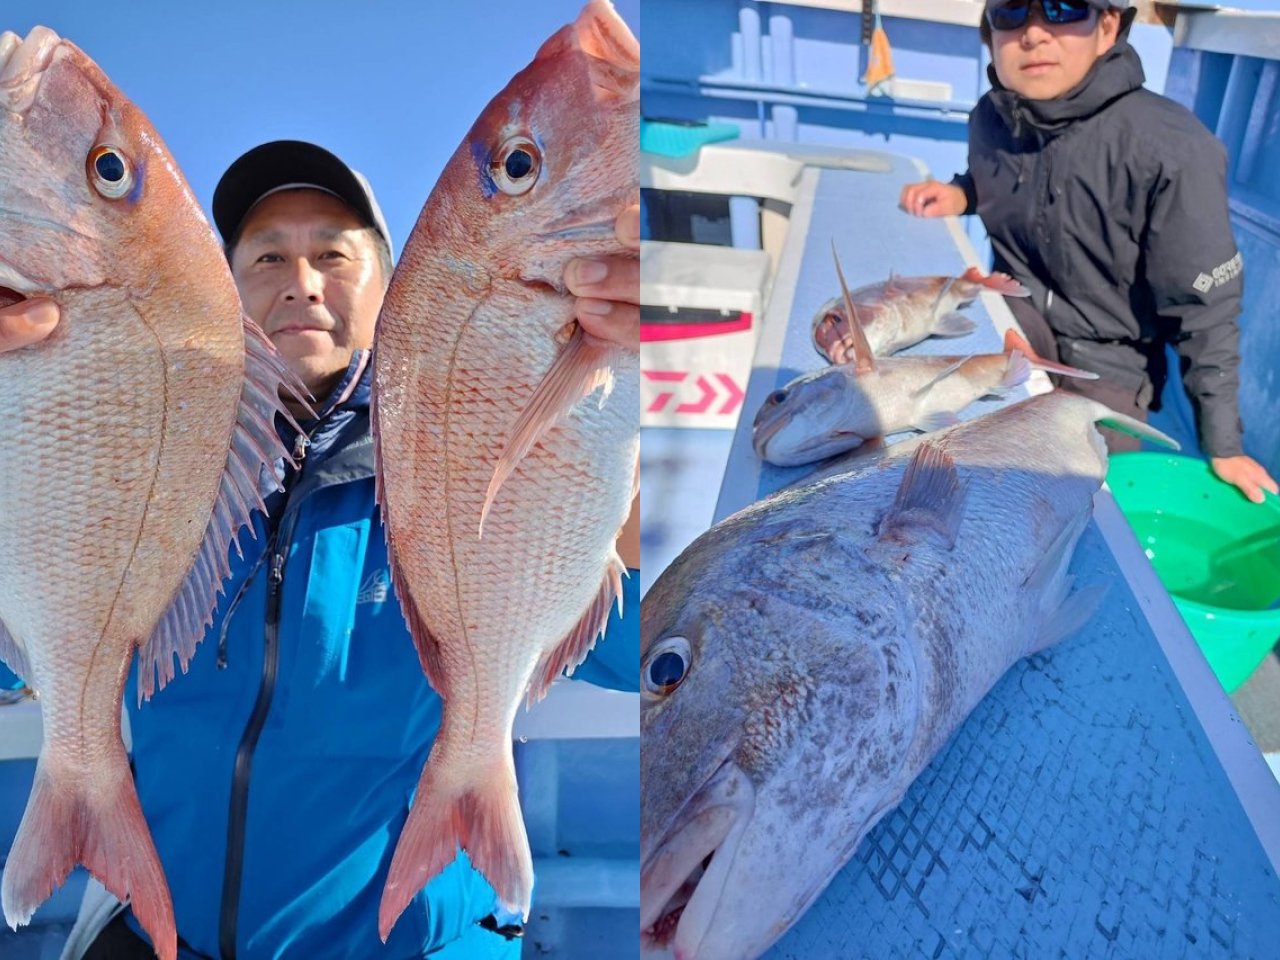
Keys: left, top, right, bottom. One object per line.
{"left": 88, "top": 145, "right": 133, "bottom": 200}
{"left": 768, "top": 389, "right": 788, "bottom": 406}
{"left": 642, "top": 636, "right": 691, "bottom": 701}
{"left": 491, "top": 136, "right": 541, "bottom": 196}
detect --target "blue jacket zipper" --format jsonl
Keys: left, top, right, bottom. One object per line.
{"left": 218, "top": 433, "right": 308, "bottom": 960}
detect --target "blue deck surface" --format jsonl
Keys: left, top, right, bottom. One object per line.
{"left": 704, "top": 158, "right": 1280, "bottom": 958}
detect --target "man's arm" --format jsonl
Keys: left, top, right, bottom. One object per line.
{"left": 1142, "top": 136, "right": 1277, "bottom": 502}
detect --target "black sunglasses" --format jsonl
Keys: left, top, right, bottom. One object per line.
{"left": 987, "top": 0, "right": 1095, "bottom": 32}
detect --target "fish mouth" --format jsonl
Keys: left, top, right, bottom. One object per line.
{"left": 751, "top": 406, "right": 788, "bottom": 458}
{"left": 640, "top": 762, "right": 756, "bottom": 957}
{"left": 753, "top": 409, "right": 864, "bottom": 466}
{"left": 0, "top": 27, "right": 62, "bottom": 113}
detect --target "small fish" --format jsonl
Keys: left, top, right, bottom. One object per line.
{"left": 372, "top": 0, "right": 639, "bottom": 939}
{"left": 640, "top": 391, "right": 1177, "bottom": 960}
{"left": 0, "top": 27, "right": 303, "bottom": 960}
{"left": 812, "top": 264, "right": 1030, "bottom": 362}
{"left": 755, "top": 253, "right": 1094, "bottom": 466}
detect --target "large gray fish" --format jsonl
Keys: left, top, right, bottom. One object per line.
{"left": 639, "top": 391, "right": 1176, "bottom": 960}
{"left": 812, "top": 264, "right": 1030, "bottom": 362}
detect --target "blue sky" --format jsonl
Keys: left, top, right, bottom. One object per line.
{"left": 3, "top": 0, "right": 639, "bottom": 252}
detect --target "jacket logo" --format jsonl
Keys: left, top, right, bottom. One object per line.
{"left": 1193, "top": 252, "right": 1242, "bottom": 293}
{"left": 357, "top": 569, "right": 389, "bottom": 605}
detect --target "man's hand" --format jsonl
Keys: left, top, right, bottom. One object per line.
{"left": 0, "top": 299, "right": 59, "bottom": 353}
{"left": 565, "top": 204, "right": 639, "bottom": 351}
{"left": 1211, "top": 454, "right": 1279, "bottom": 504}
{"left": 899, "top": 180, "right": 967, "bottom": 219}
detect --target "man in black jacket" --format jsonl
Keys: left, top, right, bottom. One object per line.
{"left": 901, "top": 0, "right": 1277, "bottom": 504}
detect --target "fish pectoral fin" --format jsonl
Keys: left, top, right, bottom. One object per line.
{"left": 1020, "top": 509, "right": 1101, "bottom": 655}
{"left": 933, "top": 311, "right": 976, "bottom": 338}
{"left": 910, "top": 410, "right": 961, "bottom": 433}
{"left": 1029, "top": 578, "right": 1108, "bottom": 655}
{"left": 528, "top": 551, "right": 627, "bottom": 706}
{"left": 2, "top": 756, "right": 176, "bottom": 960}
{"left": 0, "top": 619, "right": 31, "bottom": 684}
{"left": 380, "top": 752, "right": 532, "bottom": 942}
{"left": 480, "top": 326, "right": 616, "bottom": 537}
{"left": 876, "top": 441, "right": 966, "bottom": 549}
{"left": 135, "top": 316, "right": 310, "bottom": 703}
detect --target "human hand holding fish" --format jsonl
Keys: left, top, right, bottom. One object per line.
{"left": 0, "top": 298, "right": 58, "bottom": 352}
{"left": 567, "top": 202, "right": 640, "bottom": 350}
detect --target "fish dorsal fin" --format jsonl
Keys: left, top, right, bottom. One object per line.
{"left": 877, "top": 441, "right": 966, "bottom": 549}
{"left": 831, "top": 242, "right": 875, "bottom": 375}
{"left": 0, "top": 619, "right": 31, "bottom": 685}
{"left": 370, "top": 365, "right": 447, "bottom": 693}
{"left": 480, "top": 325, "right": 617, "bottom": 536}
{"left": 884, "top": 270, "right": 901, "bottom": 296}
{"left": 1002, "top": 328, "right": 1099, "bottom": 380}
{"left": 135, "top": 317, "right": 310, "bottom": 702}
{"left": 911, "top": 354, "right": 974, "bottom": 399}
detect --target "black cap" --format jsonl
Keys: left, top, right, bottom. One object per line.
{"left": 212, "top": 140, "right": 392, "bottom": 254}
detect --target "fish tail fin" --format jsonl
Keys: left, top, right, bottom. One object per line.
{"left": 480, "top": 327, "right": 616, "bottom": 537}
{"left": 1096, "top": 412, "right": 1180, "bottom": 451}
{"left": 976, "top": 269, "right": 1031, "bottom": 297}
{"left": 995, "top": 349, "right": 1032, "bottom": 396}
{"left": 2, "top": 757, "right": 175, "bottom": 960}
{"left": 380, "top": 751, "right": 532, "bottom": 942}
{"left": 1002, "top": 329, "right": 1098, "bottom": 380}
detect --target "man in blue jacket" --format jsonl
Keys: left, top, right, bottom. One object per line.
{"left": 0, "top": 141, "right": 638, "bottom": 959}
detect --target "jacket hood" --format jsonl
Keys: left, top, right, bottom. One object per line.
{"left": 988, "top": 29, "right": 1144, "bottom": 135}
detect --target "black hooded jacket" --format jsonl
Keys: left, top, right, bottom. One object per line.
{"left": 954, "top": 35, "right": 1244, "bottom": 457}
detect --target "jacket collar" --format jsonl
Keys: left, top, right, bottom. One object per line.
{"left": 269, "top": 349, "right": 376, "bottom": 509}
{"left": 987, "top": 34, "right": 1145, "bottom": 136}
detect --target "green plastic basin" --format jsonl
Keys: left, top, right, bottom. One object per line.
{"left": 1107, "top": 453, "right": 1280, "bottom": 692}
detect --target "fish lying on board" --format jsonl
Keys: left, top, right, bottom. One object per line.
{"left": 640, "top": 391, "right": 1177, "bottom": 960}
{"left": 371, "top": 0, "right": 639, "bottom": 938}
{"left": 756, "top": 253, "right": 1095, "bottom": 466}
{"left": 812, "top": 264, "right": 1030, "bottom": 362}
{"left": 0, "top": 26, "right": 303, "bottom": 960}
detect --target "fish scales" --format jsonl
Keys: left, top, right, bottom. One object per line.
{"left": 372, "top": 0, "right": 638, "bottom": 937}
{"left": 640, "top": 392, "right": 1176, "bottom": 960}
{"left": 0, "top": 28, "right": 302, "bottom": 960}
